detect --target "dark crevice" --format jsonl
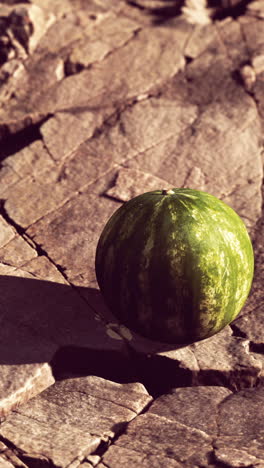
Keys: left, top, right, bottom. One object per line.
{"left": 208, "top": 447, "right": 235, "bottom": 468}
{"left": 49, "top": 342, "right": 257, "bottom": 398}
{"left": 0, "top": 435, "right": 17, "bottom": 450}
{"left": 64, "top": 58, "right": 85, "bottom": 77}
{"left": 91, "top": 437, "right": 112, "bottom": 459}
{"left": 185, "top": 55, "right": 193, "bottom": 65}
{"left": 0, "top": 199, "right": 25, "bottom": 235}
{"left": 127, "top": 0, "right": 184, "bottom": 24}
{"left": 0, "top": 198, "right": 39, "bottom": 256}
{"left": 0, "top": 0, "right": 30, "bottom": 4}
{"left": 91, "top": 399, "right": 154, "bottom": 461}
{"left": 26, "top": 236, "right": 68, "bottom": 278}
{"left": 0, "top": 124, "right": 41, "bottom": 161}
{"left": 149, "top": 2, "right": 184, "bottom": 25}
{"left": 50, "top": 344, "right": 193, "bottom": 398}
{"left": 126, "top": 0, "right": 146, "bottom": 11}
{"left": 18, "top": 454, "right": 55, "bottom": 468}
{"left": 126, "top": 0, "right": 255, "bottom": 24}
{"left": 210, "top": 0, "right": 254, "bottom": 20}
{"left": 134, "top": 352, "right": 193, "bottom": 397}
{"left": 249, "top": 341, "right": 264, "bottom": 355}
{"left": 197, "top": 368, "right": 261, "bottom": 392}
{"left": 230, "top": 323, "right": 247, "bottom": 338}
{"left": 231, "top": 66, "right": 249, "bottom": 87}
{"left": 0, "top": 115, "right": 51, "bottom": 162}
{"left": 91, "top": 422, "right": 129, "bottom": 462}
{"left": 0, "top": 198, "right": 68, "bottom": 280}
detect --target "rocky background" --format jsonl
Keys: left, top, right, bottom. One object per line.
{"left": 0, "top": 0, "right": 264, "bottom": 466}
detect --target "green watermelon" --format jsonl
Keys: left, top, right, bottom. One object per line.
{"left": 95, "top": 188, "right": 254, "bottom": 345}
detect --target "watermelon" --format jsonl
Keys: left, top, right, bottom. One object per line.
{"left": 95, "top": 188, "right": 254, "bottom": 345}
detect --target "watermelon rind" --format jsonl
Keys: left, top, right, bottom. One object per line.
{"left": 95, "top": 188, "right": 254, "bottom": 345}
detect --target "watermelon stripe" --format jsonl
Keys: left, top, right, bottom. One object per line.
{"left": 95, "top": 188, "right": 254, "bottom": 345}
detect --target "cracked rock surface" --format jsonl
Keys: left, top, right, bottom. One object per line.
{"left": 0, "top": 0, "right": 263, "bottom": 466}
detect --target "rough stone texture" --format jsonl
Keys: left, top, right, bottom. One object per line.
{"left": 0, "top": 361, "right": 55, "bottom": 420}
{"left": 105, "top": 168, "right": 172, "bottom": 202}
{"left": 215, "top": 385, "right": 264, "bottom": 461}
{"left": 0, "top": 235, "right": 37, "bottom": 267}
{"left": 189, "top": 327, "right": 263, "bottom": 390}
{"left": 0, "top": 459, "right": 14, "bottom": 468}
{"left": 148, "top": 386, "right": 232, "bottom": 435}
{"left": 109, "top": 413, "right": 213, "bottom": 466}
{"left": 0, "top": 216, "right": 15, "bottom": 248}
{"left": 0, "top": 1, "right": 263, "bottom": 467}
{"left": 0, "top": 376, "right": 152, "bottom": 468}
{"left": 40, "top": 111, "right": 107, "bottom": 162}
{"left": 97, "top": 446, "right": 183, "bottom": 468}
{"left": 102, "top": 385, "right": 264, "bottom": 467}
{"left": 0, "top": 264, "right": 56, "bottom": 417}
{"left": 0, "top": 262, "right": 130, "bottom": 417}
{"left": 26, "top": 190, "right": 122, "bottom": 287}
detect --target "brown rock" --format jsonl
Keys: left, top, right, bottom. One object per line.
{"left": 233, "top": 215, "right": 264, "bottom": 355}
{"left": 1, "top": 412, "right": 100, "bottom": 468}
{"left": 100, "top": 96, "right": 198, "bottom": 164}
{"left": 233, "top": 307, "right": 264, "bottom": 346}
{"left": 10, "top": 92, "right": 197, "bottom": 227}
{"left": 0, "top": 260, "right": 131, "bottom": 417}
{"left": 67, "top": 13, "right": 140, "bottom": 70}
{"left": 215, "top": 385, "right": 264, "bottom": 461}
{"left": 247, "top": 0, "right": 264, "bottom": 19}
{"left": 214, "top": 447, "right": 264, "bottom": 467}
{"left": 0, "top": 262, "right": 126, "bottom": 353}
{"left": 21, "top": 255, "right": 68, "bottom": 284}
{"left": 0, "top": 3, "right": 55, "bottom": 56}
{"left": 0, "top": 376, "right": 152, "bottom": 468}
{"left": 101, "top": 385, "right": 264, "bottom": 467}
{"left": 0, "top": 166, "right": 19, "bottom": 197}
{"left": 0, "top": 458, "right": 15, "bottom": 468}
{"left": 148, "top": 386, "right": 232, "bottom": 435}
{"left": 0, "top": 2, "right": 62, "bottom": 117}
{"left": 125, "top": 87, "right": 262, "bottom": 231}
{"left": 30, "top": 0, "right": 75, "bottom": 18}
{"left": 0, "top": 265, "right": 56, "bottom": 417}
{"left": 240, "top": 17, "right": 264, "bottom": 55}
{"left": 0, "top": 216, "right": 15, "bottom": 248}
{"left": 40, "top": 111, "right": 108, "bottom": 161}
{"left": 29, "top": 26, "right": 187, "bottom": 114}
{"left": 0, "top": 10, "right": 190, "bottom": 121}
{"left": 3, "top": 174, "right": 72, "bottom": 228}
{"left": 190, "top": 327, "right": 263, "bottom": 390}
{"left": 1, "top": 140, "right": 55, "bottom": 178}
{"left": 0, "top": 140, "right": 65, "bottom": 227}
{"left": 0, "top": 3, "right": 263, "bottom": 467}
{"left": 0, "top": 361, "right": 55, "bottom": 419}
{"left": 26, "top": 4, "right": 56, "bottom": 53}
{"left": 216, "top": 18, "right": 249, "bottom": 67}
{"left": 184, "top": 23, "right": 222, "bottom": 59}
{"left": 83, "top": 459, "right": 100, "bottom": 468}
{"left": 26, "top": 190, "right": 121, "bottom": 286}
{"left": 105, "top": 168, "right": 170, "bottom": 202}
{"left": 97, "top": 445, "right": 183, "bottom": 468}
{"left": 240, "top": 64, "right": 256, "bottom": 91}
{"left": 0, "top": 235, "right": 37, "bottom": 267}
{"left": 183, "top": 166, "right": 206, "bottom": 191}
{"left": 113, "top": 413, "right": 212, "bottom": 466}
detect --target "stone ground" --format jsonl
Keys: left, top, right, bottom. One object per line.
{"left": 0, "top": 0, "right": 264, "bottom": 466}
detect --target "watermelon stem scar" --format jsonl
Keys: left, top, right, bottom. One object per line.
{"left": 162, "top": 188, "right": 175, "bottom": 195}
